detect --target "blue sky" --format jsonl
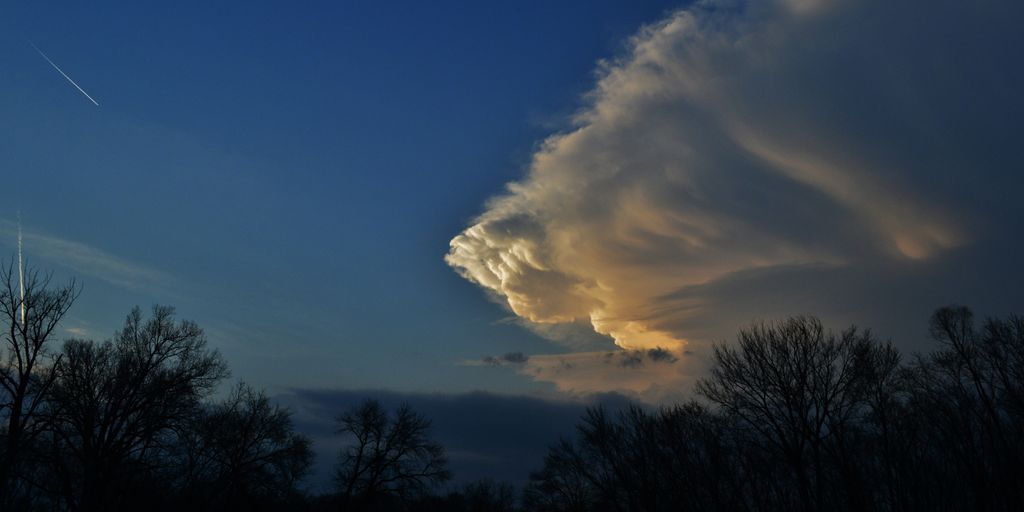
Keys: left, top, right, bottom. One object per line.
{"left": 3, "top": 0, "right": 1023, "bottom": 488}
{"left": 0, "top": 0, "right": 680, "bottom": 394}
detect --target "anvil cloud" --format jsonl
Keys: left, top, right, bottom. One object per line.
{"left": 447, "top": 0, "right": 1024, "bottom": 396}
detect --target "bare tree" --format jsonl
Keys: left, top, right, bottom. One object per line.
{"left": 0, "top": 260, "right": 79, "bottom": 502}
{"left": 523, "top": 309, "right": 1024, "bottom": 512}
{"left": 523, "top": 403, "right": 743, "bottom": 512}
{"left": 461, "top": 478, "right": 518, "bottom": 512}
{"left": 522, "top": 438, "right": 597, "bottom": 512}
{"left": 177, "top": 382, "right": 312, "bottom": 508}
{"left": 696, "top": 316, "right": 894, "bottom": 511}
{"left": 48, "top": 305, "right": 228, "bottom": 511}
{"left": 900, "top": 306, "right": 1024, "bottom": 510}
{"left": 334, "top": 399, "right": 450, "bottom": 508}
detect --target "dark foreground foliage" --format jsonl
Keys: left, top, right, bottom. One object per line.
{"left": 525, "top": 308, "right": 1024, "bottom": 512}
{"left": 1, "top": 263, "right": 1021, "bottom": 511}
{"left": 0, "top": 263, "right": 313, "bottom": 512}
{"left": 1, "top": 304, "right": 313, "bottom": 512}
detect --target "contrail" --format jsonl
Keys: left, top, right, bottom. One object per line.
{"left": 17, "top": 212, "right": 25, "bottom": 329}
{"left": 29, "top": 42, "right": 99, "bottom": 106}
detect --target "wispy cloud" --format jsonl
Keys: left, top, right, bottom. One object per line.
{"left": 63, "top": 326, "right": 90, "bottom": 337}
{"left": 518, "top": 348, "right": 698, "bottom": 403}
{"left": 0, "top": 219, "right": 169, "bottom": 292}
{"left": 462, "top": 351, "right": 531, "bottom": 367}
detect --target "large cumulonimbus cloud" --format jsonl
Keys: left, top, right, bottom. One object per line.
{"left": 447, "top": 0, "right": 1024, "bottom": 397}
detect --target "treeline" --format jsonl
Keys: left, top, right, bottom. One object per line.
{"left": 0, "top": 263, "right": 520, "bottom": 512}
{"left": 524, "top": 310, "right": 1024, "bottom": 512}
{"left": 0, "top": 266, "right": 313, "bottom": 512}
{"left": 2, "top": 262, "right": 1022, "bottom": 511}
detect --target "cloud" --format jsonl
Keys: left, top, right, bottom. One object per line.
{"left": 646, "top": 347, "right": 677, "bottom": 363}
{"left": 467, "top": 351, "right": 531, "bottom": 367}
{"left": 63, "top": 326, "right": 90, "bottom": 337}
{"left": 519, "top": 348, "right": 699, "bottom": 403}
{"left": 497, "top": 316, "right": 616, "bottom": 351}
{"left": 447, "top": 0, "right": 1024, "bottom": 395}
{"left": 0, "top": 219, "right": 169, "bottom": 292}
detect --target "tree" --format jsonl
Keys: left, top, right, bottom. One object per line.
{"left": 524, "top": 309, "right": 1024, "bottom": 512}
{"left": 695, "top": 316, "right": 895, "bottom": 511}
{"left": 177, "top": 382, "right": 313, "bottom": 510}
{"left": 334, "top": 399, "right": 450, "bottom": 508}
{"left": 523, "top": 403, "right": 743, "bottom": 512}
{"left": 48, "top": 305, "right": 228, "bottom": 512}
{"left": 460, "top": 479, "right": 518, "bottom": 512}
{"left": 898, "top": 306, "right": 1024, "bottom": 510}
{"left": 521, "top": 438, "right": 597, "bottom": 512}
{"left": 0, "top": 260, "right": 79, "bottom": 504}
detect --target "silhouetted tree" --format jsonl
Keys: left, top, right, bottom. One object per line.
{"left": 523, "top": 402, "right": 743, "bottom": 512}
{"left": 176, "top": 382, "right": 313, "bottom": 510}
{"left": 334, "top": 399, "right": 450, "bottom": 509}
{"left": 525, "top": 309, "right": 1024, "bottom": 512}
{"left": 0, "top": 278, "right": 1017, "bottom": 512}
{"left": 0, "top": 261, "right": 79, "bottom": 507}
{"left": 408, "top": 479, "right": 520, "bottom": 512}
{"left": 897, "top": 306, "right": 1024, "bottom": 511}
{"left": 696, "top": 316, "right": 895, "bottom": 511}
{"left": 460, "top": 479, "right": 517, "bottom": 512}
{"left": 47, "top": 305, "right": 228, "bottom": 512}
{"left": 522, "top": 435, "right": 596, "bottom": 512}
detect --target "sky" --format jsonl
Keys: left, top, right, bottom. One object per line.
{"left": 3, "top": 0, "right": 1023, "bottom": 489}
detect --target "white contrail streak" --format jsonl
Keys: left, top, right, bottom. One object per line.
{"left": 30, "top": 42, "right": 99, "bottom": 106}
{"left": 17, "top": 212, "right": 25, "bottom": 329}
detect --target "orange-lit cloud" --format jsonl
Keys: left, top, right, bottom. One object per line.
{"left": 518, "top": 348, "right": 702, "bottom": 403}
{"left": 447, "top": 0, "right": 1017, "bottom": 398}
